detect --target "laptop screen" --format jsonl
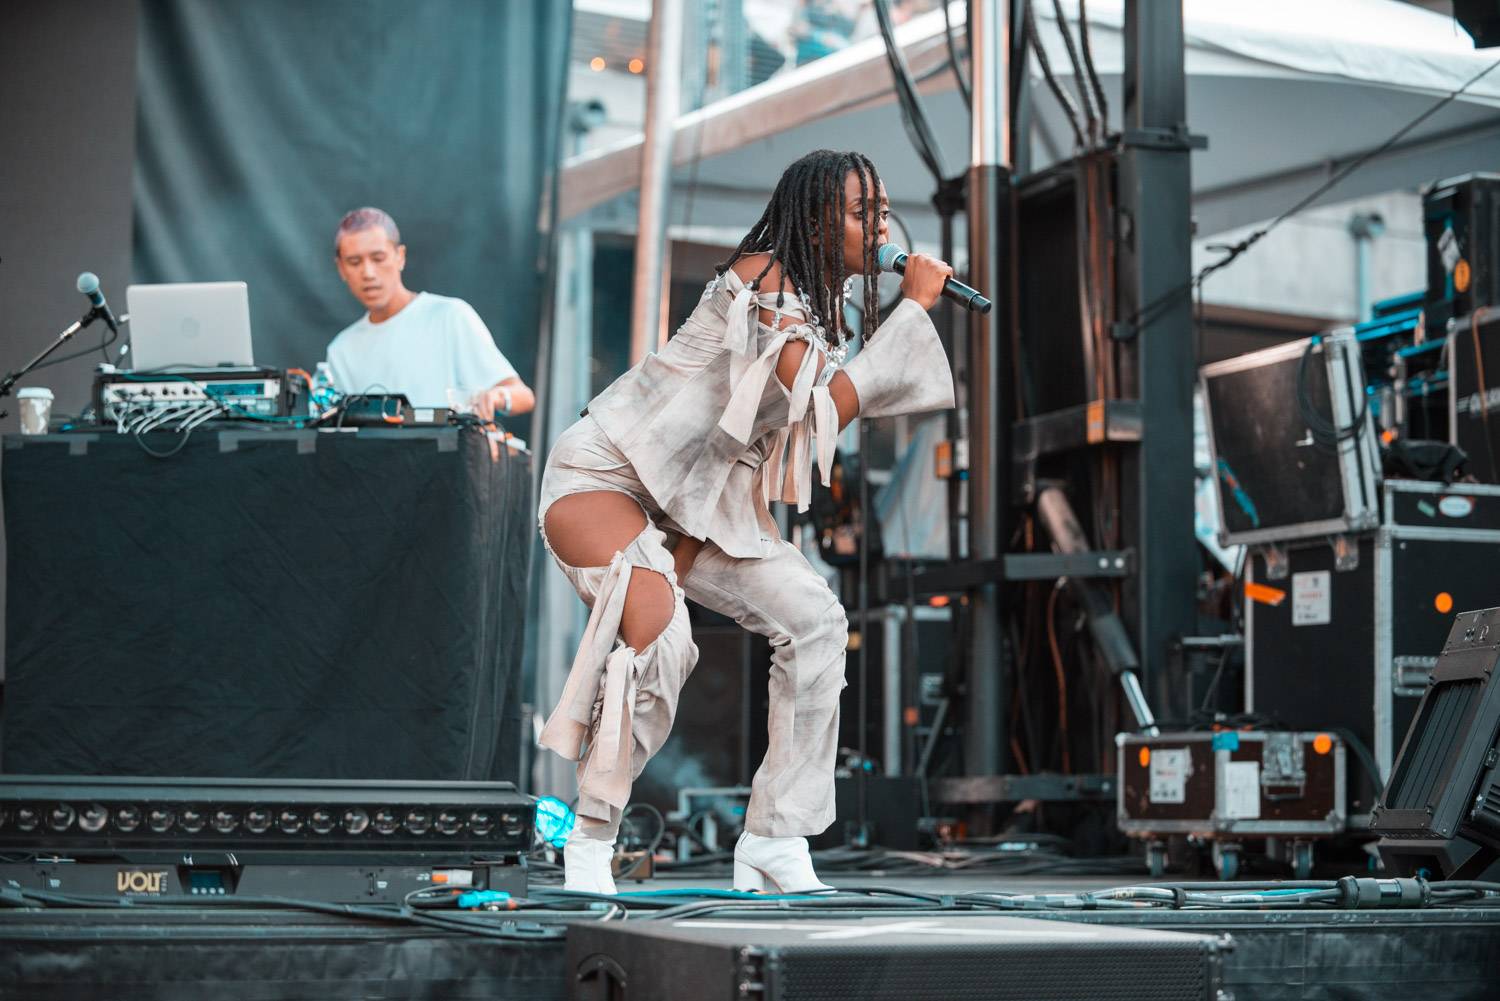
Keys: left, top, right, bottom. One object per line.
{"left": 125, "top": 282, "right": 255, "bottom": 371}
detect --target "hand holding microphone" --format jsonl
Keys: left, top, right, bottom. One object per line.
{"left": 896, "top": 252, "right": 953, "bottom": 311}
{"left": 877, "top": 243, "right": 992, "bottom": 314}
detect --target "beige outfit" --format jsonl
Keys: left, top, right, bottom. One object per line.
{"left": 538, "top": 271, "right": 954, "bottom": 837}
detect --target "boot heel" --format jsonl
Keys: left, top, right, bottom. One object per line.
{"left": 733, "top": 831, "right": 833, "bottom": 893}
{"left": 733, "top": 859, "right": 771, "bottom": 893}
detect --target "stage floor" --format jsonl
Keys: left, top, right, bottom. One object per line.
{"left": 615, "top": 869, "right": 1169, "bottom": 895}
{"left": 4, "top": 867, "right": 1499, "bottom": 1000}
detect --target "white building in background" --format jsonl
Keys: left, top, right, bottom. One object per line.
{"left": 1194, "top": 189, "right": 1428, "bottom": 328}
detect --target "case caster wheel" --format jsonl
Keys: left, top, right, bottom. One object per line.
{"left": 1213, "top": 842, "right": 1241, "bottom": 881}
{"left": 1291, "top": 841, "right": 1314, "bottom": 880}
{"left": 1146, "top": 841, "right": 1168, "bottom": 878}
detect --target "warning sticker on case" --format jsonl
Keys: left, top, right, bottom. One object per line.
{"left": 1439, "top": 226, "right": 1461, "bottom": 273}
{"left": 1149, "top": 748, "right": 1189, "bottom": 804}
{"left": 1292, "top": 570, "right": 1331, "bottom": 626}
{"left": 1223, "top": 760, "right": 1261, "bottom": 819}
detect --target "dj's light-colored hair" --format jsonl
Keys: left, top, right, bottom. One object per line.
{"left": 334, "top": 207, "right": 401, "bottom": 255}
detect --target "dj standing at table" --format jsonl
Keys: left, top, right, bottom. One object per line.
{"left": 324, "top": 206, "right": 534, "bottom": 416}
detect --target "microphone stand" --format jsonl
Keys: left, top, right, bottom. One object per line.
{"left": 0, "top": 308, "right": 104, "bottom": 419}
{"left": 852, "top": 412, "right": 873, "bottom": 850}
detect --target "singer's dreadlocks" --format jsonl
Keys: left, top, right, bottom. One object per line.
{"left": 717, "top": 150, "right": 883, "bottom": 344}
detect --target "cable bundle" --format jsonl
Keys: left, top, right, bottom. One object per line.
{"left": 1295, "top": 336, "right": 1368, "bottom": 451}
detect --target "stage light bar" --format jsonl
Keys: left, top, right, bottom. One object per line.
{"left": 0, "top": 776, "right": 533, "bottom": 858}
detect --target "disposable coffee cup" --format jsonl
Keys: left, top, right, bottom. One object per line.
{"left": 17, "top": 387, "right": 54, "bottom": 435}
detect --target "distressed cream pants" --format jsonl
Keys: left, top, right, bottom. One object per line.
{"left": 537, "top": 417, "right": 848, "bottom": 838}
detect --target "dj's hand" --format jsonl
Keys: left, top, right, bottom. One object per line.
{"left": 469, "top": 385, "right": 513, "bottom": 422}
{"left": 900, "top": 253, "right": 954, "bottom": 311}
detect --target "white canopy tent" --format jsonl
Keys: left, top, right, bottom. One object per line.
{"left": 541, "top": 0, "right": 1500, "bottom": 795}
{"left": 558, "top": 0, "right": 1500, "bottom": 244}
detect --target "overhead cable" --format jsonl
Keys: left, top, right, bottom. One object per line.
{"left": 1025, "top": 0, "right": 1087, "bottom": 149}
{"left": 1128, "top": 54, "right": 1500, "bottom": 336}
{"left": 1077, "top": 0, "right": 1108, "bottom": 135}
{"left": 942, "top": 0, "right": 971, "bottom": 108}
{"left": 1049, "top": 0, "right": 1098, "bottom": 142}
{"left": 873, "top": 0, "right": 949, "bottom": 184}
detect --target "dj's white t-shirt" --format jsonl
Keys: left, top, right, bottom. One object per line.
{"left": 324, "top": 291, "right": 517, "bottom": 408}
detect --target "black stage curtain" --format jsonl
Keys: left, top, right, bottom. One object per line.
{"left": 131, "top": 0, "right": 572, "bottom": 436}
{"left": 1, "top": 428, "right": 530, "bottom": 781}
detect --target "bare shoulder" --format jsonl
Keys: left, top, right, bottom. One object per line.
{"left": 729, "top": 253, "right": 792, "bottom": 293}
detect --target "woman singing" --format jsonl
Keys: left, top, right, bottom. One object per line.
{"left": 538, "top": 149, "right": 956, "bottom": 893}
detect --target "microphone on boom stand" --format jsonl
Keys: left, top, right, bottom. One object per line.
{"left": 0, "top": 271, "right": 122, "bottom": 418}
{"left": 76, "top": 272, "right": 121, "bottom": 334}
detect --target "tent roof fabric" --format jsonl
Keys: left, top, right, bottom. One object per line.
{"left": 560, "top": 0, "right": 1500, "bottom": 238}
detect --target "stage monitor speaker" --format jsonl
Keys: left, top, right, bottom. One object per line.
{"left": 1372, "top": 606, "right": 1500, "bottom": 880}
{"left": 1457, "top": 1, "right": 1500, "bottom": 48}
{"left": 567, "top": 916, "right": 1229, "bottom": 1001}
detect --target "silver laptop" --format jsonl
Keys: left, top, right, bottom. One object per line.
{"left": 125, "top": 282, "right": 255, "bottom": 371}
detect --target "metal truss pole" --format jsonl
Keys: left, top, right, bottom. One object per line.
{"left": 630, "top": 0, "right": 685, "bottom": 365}
{"left": 1118, "top": 0, "right": 1197, "bottom": 713}
{"left": 964, "top": 0, "right": 1012, "bottom": 778}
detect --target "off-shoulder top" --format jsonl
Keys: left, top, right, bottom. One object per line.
{"left": 585, "top": 268, "right": 940, "bottom": 558}
{"left": 582, "top": 269, "right": 835, "bottom": 557}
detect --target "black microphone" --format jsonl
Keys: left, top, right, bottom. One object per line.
{"left": 76, "top": 272, "right": 120, "bottom": 333}
{"left": 877, "top": 243, "right": 992, "bottom": 314}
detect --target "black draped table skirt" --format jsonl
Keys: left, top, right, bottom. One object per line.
{"left": 1, "top": 426, "right": 531, "bottom": 782}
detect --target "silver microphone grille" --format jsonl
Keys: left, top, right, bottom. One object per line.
{"left": 876, "top": 243, "right": 906, "bottom": 274}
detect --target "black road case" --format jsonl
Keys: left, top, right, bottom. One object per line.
{"left": 1245, "top": 480, "right": 1500, "bottom": 817}
{"left": 1448, "top": 308, "right": 1500, "bottom": 483}
{"left": 1117, "top": 730, "right": 1346, "bottom": 879}
{"left": 1201, "top": 328, "right": 1379, "bottom": 548}
{"left": 1424, "top": 172, "right": 1500, "bottom": 328}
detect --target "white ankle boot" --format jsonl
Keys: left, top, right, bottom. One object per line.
{"left": 733, "top": 830, "right": 833, "bottom": 893}
{"left": 563, "top": 830, "right": 618, "bottom": 894}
